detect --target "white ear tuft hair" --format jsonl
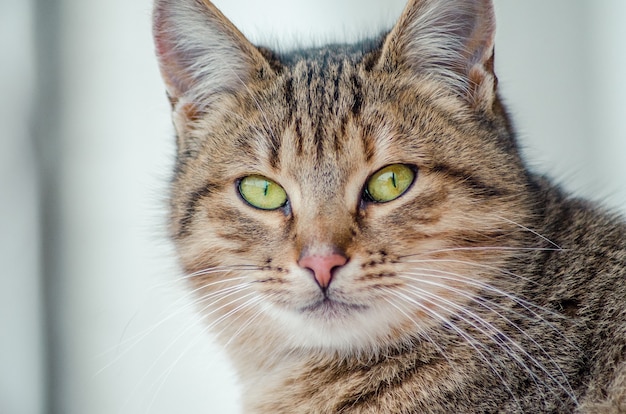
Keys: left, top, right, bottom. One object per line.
{"left": 153, "top": 0, "right": 272, "bottom": 112}
{"left": 378, "top": 0, "right": 497, "bottom": 110}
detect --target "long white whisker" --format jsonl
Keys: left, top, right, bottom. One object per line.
{"left": 493, "top": 215, "right": 562, "bottom": 250}
{"left": 380, "top": 294, "right": 457, "bottom": 369}
{"left": 399, "top": 282, "right": 576, "bottom": 404}
{"left": 382, "top": 287, "right": 523, "bottom": 409}
{"left": 399, "top": 285, "right": 536, "bottom": 372}
{"left": 95, "top": 274, "right": 251, "bottom": 376}
{"left": 400, "top": 246, "right": 563, "bottom": 260}
{"left": 119, "top": 283, "right": 255, "bottom": 413}
{"left": 401, "top": 274, "right": 577, "bottom": 389}
{"left": 401, "top": 266, "right": 578, "bottom": 346}
{"left": 402, "top": 257, "right": 539, "bottom": 286}
{"left": 144, "top": 294, "right": 263, "bottom": 413}
{"left": 400, "top": 271, "right": 552, "bottom": 329}
{"left": 183, "top": 264, "right": 261, "bottom": 280}
{"left": 222, "top": 300, "right": 268, "bottom": 348}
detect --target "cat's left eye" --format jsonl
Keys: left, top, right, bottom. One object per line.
{"left": 238, "top": 175, "right": 288, "bottom": 210}
{"left": 364, "top": 164, "right": 415, "bottom": 203}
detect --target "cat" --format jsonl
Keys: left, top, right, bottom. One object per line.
{"left": 152, "top": 0, "right": 626, "bottom": 412}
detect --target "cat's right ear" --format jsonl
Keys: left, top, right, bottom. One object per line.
{"left": 153, "top": 0, "right": 273, "bottom": 115}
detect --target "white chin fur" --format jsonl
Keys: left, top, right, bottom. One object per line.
{"left": 265, "top": 301, "right": 414, "bottom": 353}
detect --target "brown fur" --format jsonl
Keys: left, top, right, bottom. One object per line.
{"left": 153, "top": 0, "right": 626, "bottom": 412}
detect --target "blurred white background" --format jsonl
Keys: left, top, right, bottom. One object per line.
{"left": 1, "top": 0, "right": 624, "bottom": 413}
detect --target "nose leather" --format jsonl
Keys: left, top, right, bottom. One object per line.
{"left": 298, "top": 253, "right": 348, "bottom": 288}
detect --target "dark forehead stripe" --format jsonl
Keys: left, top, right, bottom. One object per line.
{"left": 284, "top": 77, "right": 296, "bottom": 121}
{"left": 350, "top": 73, "right": 363, "bottom": 117}
{"left": 282, "top": 49, "right": 366, "bottom": 161}
{"left": 266, "top": 123, "right": 282, "bottom": 169}
{"left": 222, "top": 42, "right": 379, "bottom": 177}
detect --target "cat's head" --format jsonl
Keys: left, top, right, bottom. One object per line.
{"left": 154, "top": 0, "right": 534, "bottom": 355}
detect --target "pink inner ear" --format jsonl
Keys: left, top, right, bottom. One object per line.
{"left": 153, "top": 0, "right": 276, "bottom": 111}
{"left": 299, "top": 253, "right": 348, "bottom": 289}
{"left": 153, "top": 10, "right": 191, "bottom": 99}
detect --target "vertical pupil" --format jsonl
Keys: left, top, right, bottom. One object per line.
{"left": 263, "top": 181, "right": 269, "bottom": 196}
{"left": 391, "top": 172, "right": 397, "bottom": 189}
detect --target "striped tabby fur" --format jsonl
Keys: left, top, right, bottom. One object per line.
{"left": 153, "top": 0, "right": 626, "bottom": 412}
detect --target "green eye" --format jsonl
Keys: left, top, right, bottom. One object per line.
{"left": 365, "top": 164, "right": 415, "bottom": 203}
{"left": 238, "top": 175, "right": 288, "bottom": 210}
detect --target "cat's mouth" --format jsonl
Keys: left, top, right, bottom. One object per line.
{"left": 299, "top": 298, "right": 368, "bottom": 317}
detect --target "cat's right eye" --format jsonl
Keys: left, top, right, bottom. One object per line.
{"left": 238, "top": 175, "right": 288, "bottom": 210}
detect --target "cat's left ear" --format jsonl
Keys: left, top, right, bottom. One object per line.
{"left": 377, "top": 0, "right": 497, "bottom": 112}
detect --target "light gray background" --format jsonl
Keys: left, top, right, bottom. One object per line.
{"left": 2, "top": 0, "right": 625, "bottom": 413}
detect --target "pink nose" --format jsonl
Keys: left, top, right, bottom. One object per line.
{"left": 298, "top": 253, "right": 348, "bottom": 288}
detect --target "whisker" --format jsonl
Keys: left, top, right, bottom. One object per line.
{"left": 183, "top": 264, "right": 262, "bottom": 280}
{"left": 401, "top": 268, "right": 582, "bottom": 408}
{"left": 401, "top": 257, "right": 540, "bottom": 286}
{"left": 392, "top": 286, "right": 537, "bottom": 409}
{"left": 399, "top": 245, "right": 563, "bottom": 260}
{"left": 400, "top": 266, "right": 578, "bottom": 342}
{"left": 402, "top": 274, "right": 577, "bottom": 375}
{"left": 95, "top": 274, "right": 251, "bottom": 375}
{"left": 492, "top": 215, "right": 562, "bottom": 250}
{"left": 382, "top": 287, "right": 524, "bottom": 410}
{"left": 403, "top": 267, "right": 580, "bottom": 350}
{"left": 119, "top": 284, "right": 256, "bottom": 413}
{"left": 221, "top": 299, "right": 267, "bottom": 347}
{"left": 398, "top": 282, "right": 576, "bottom": 405}
{"left": 398, "top": 285, "right": 539, "bottom": 375}
{"left": 144, "top": 293, "right": 264, "bottom": 413}
{"left": 399, "top": 271, "right": 548, "bottom": 329}
{"left": 379, "top": 294, "right": 458, "bottom": 369}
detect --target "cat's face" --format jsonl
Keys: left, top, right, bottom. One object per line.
{"left": 155, "top": 0, "right": 533, "bottom": 354}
